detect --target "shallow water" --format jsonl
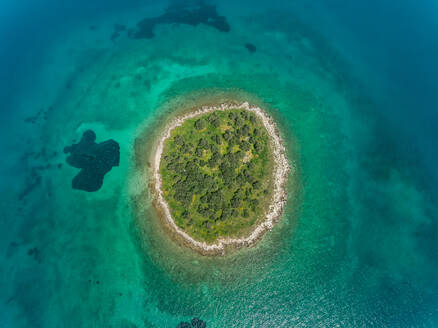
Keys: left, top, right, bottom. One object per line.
{"left": 0, "top": 0, "right": 437, "bottom": 327}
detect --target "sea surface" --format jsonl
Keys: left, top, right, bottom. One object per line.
{"left": 0, "top": 0, "right": 437, "bottom": 327}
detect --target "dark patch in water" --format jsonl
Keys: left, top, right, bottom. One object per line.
{"left": 24, "top": 110, "right": 43, "bottom": 124}
{"left": 129, "top": 0, "right": 230, "bottom": 39}
{"left": 245, "top": 42, "right": 256, "bottom": 53}
{"left": 64, "top": 130, "right": 119, "bottom": 192}
{"left": 110, "top": 24, "right": 127, "bottom": 41}
{"left": 175, "top": 318, "right": 206, "bottom": 328}
{"left": 18, "top": 144, "right": 62, "bottom": 200}
{"left": 19, "top": 168, "right": 42, "bottom": 201}
{"left": 191, "top": 318, "right": 206, "bottom": 328}
{"left": 176, "top": 323, "right": 191, "bottom": 328}
{"left": 24, "top": 106, "right": 54, "bottom": 124}
{"left": 27, "top": 247, "right": 42, "bottom": 263}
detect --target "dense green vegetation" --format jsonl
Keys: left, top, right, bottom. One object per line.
{"left": 160, "top": 109, "right": 273, "bottom": 242}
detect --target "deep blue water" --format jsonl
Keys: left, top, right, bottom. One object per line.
{"left": 2, "top": 0, "right": 436, "bottom": 180}
{"left": 1, "top": 0, "right": 437, "bottom": 327}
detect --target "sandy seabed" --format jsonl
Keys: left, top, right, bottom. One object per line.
{"left": 150, "top": 102, "right": 291, "bottom": 255}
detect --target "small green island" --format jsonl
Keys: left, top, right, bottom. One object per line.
{"left": 159, "top": 109, "right": 273, "bottom": 242}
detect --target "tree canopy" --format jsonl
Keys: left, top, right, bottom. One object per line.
{"left": 160, "top": 109, "right": 272, "bottom": 242}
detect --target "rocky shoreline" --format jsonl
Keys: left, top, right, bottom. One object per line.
{"left": 151, "top": 102, "right": 290, "bottom": 255}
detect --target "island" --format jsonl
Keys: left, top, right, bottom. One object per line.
{"left": 152, "top": 102, "right": 290, "bottom": 255}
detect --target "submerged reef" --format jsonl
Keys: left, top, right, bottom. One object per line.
{"left": 129, "top": 0, "right": 230, "bottom": 39}
{"left": 245, "top": 43, "right": 256, "bottom": 53}
{"left": 64, "top": 130, "right": 119, "bottom": 192}
{"left": 176, "top": 318, "right": 206, "bottom": 328}
{"left": 176, "top": 323, "right": 191, "bottom": 328}
{"left": 191, "top": 318, "right": 207, "bottom": 328}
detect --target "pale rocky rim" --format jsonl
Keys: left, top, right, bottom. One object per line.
{"left": 152, "top": 102, "right": 290, "bottom": 255}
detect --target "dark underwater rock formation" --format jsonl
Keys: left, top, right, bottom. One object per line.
{"left": 129, "top": 0, "right": 230, "bottom": 39}
{"left": 27, "top": 246, "right": 42, "bottom": 263}
{"left": 176, "top": 322, "right": 191, "bottom": 328}
{"left": 175, "top": 317, "right": 207, "bottom": 328}
{"left": 191, "top": 318, "right": 206, "bottom": 328}
{"left": 111, "top": 23, "right": 127, "bottom": 41}
{"left": 245, "top": 43, "right": 256, "bottom": 53}
{"left": 64, "top": 130, "right": 120, "bottom": 192}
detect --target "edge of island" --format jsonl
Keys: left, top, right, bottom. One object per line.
{"left": 151, "top": 102, "right": 290, "bottom": 255}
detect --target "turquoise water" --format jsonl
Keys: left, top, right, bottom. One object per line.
{"left": 0, "top": 1, "right": 437, "bottom": 327}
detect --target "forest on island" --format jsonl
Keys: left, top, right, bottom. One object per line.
{"left": 160, "top": 109, "right": 273, "bottom": 242}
